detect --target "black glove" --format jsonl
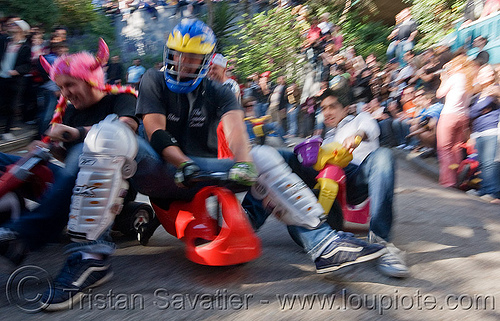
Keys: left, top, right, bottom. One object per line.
{"left": 174, "top": 161, "right": 201, "bottom": 188}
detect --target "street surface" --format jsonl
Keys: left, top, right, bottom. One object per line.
{"left": 1, "top": 144, "right": 500, "bottom": 320}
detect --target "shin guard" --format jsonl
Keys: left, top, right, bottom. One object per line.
{"left": 250, "top": 145, "right": 325, "bottom": 229}
{"left": 68, "top": 115, "right": 138, "bottom": 241}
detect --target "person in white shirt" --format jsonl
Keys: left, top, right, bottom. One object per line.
{"left": 322, "top": 89, "right": 409, "bottom": 277}
{"left": 207, "top": 53, "right": 241, "bottom": 104}
{"left": 243, "top": 88, "right": 409, "bottom": 278}
{"left": 317, "top": 12, "right": 333, "bottom": 35}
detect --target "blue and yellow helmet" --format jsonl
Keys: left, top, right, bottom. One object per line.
{"left": 164, "top": 19, "right": 216, "bottom": 93}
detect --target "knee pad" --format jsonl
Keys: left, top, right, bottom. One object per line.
{"left": 68, "top": 115, "right": 138, "bottom": 241}
{"left": 250, "top": 145, "right": 325, "bottom": 229}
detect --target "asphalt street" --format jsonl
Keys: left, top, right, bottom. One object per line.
{"left": 1, "top": 143, "right": 500, "bottom": 321}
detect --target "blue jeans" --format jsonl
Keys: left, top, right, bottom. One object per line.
{"left": 397, "top": 40, "right": 414, "bottom": 66}
{"left": 392, "top": 118, "right": 411, "bottom": 145}
{"left": 1, "top": 143, "right": 83, "bottom": 250}
{"left": 343, "top": 148, "right": 395, "bottom": 240}
{"left": 68, "top": 136, "right": 162, "bottom": 256}
{"left": 287, "top": 103, "right": 298, "bottom": 136}
{"left": 255, "top": 102, "right": 269, "bottom": 118}
{"left": 242, "top": 148, "right": 395, "bottom": 260}
{"left": 386, "top": 40, "right": 414, "bottom": 65}
{"left": 263, "top": 122, "right": 287, "bottom": 143}
{"left": 245, "top": 121, "right": 286, "bottom": 144}
{"left": 131, "top": 146, "right": 236, "bottom": 201}
{"left": 0, "top": 136, "right": 161, "bottom": 256}
{"left": 378, "top": 118, "right": 395, "bottom": 147}
{"left": 476, "top": 135, "right": 500, "bottom": 197}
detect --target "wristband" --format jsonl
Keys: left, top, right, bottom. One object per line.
{"left": 150, "top": 129, "right": 178, "bottom": 155}
{"left": 72, "top": 126, "right": 87, "bottom": 143}
{"left": 78, "top": 127, "right": 87, "bottom": 140}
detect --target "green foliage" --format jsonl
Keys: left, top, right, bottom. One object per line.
{"left": 67, "top": 12, "right": 116, "bottom": 52}
{"left": 1, "top": 0, "right": 116, "bottom": 53}
{"left": 403, "top": 0, "right": 467, "bottom": 50}
{"left": 55, "top": 0, "right": 100, "bottom": 33}
{"left": 305, "top": 0, "right": 379, "bottom": 21}
{"left": 226, "top": 7, "right": 304, "bottom": 82}
{"left": 341, "top": 12, "right": 391, "bottom": 61}
{"left": 303, "top": 1, "right": 391, "bottom": 60}
{"left": 202, "top": 1, "right": 239, "bottom": 52}
{"left": 0, "top": 0, "right": 60, "bottom": 29}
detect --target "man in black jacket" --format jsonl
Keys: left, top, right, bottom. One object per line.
{"left": 0, "top": 18, "right": 31, "bottom": 140}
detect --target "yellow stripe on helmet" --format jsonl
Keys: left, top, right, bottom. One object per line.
{"left": 167, "top": 30, "right": 215, "bottom": 54}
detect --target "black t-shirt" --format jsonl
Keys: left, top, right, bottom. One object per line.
{"left": 250, "top": 81, "right": 271, "bottom": 104}
{"left": 63, "top": 93, "right": 137, "bottom": 127}
{"left": 107, "top": 63, "right": 124, "bottom": 82}
{"left": 136, "top": 68, "right": 241, "bottom": 158}
{"left": 423, "top": 65, "right": 441, "bottom": 91}
{"left": 62, "top": 93, "right": 138, "bottom": 149}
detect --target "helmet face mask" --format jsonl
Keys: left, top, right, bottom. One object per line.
{"left": 164, "top": 48, "right": 212, "bottom": 93}
{"left": 164, "top": 19, "right": 216, "bottom": 93}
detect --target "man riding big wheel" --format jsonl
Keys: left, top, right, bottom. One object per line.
{"left": 39, "top": 19, "right": 388, "bottom": 312}
{"left": 38, "top": 19, "right": 259, "bottom": 312}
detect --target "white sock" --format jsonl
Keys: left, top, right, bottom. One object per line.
{"left": 80, "top": 252, "right": 104, "bottom": 261}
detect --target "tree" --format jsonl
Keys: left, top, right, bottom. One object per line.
{"left": 305, "top": 0, "right": 379, "bottom": 21}
{"left": 0, "top": 0, "right": 60, "bottom": 29}
{"left": 226, "top": 7, "right": 304, "bottom": 82}
{"left": 202, "top": 1, "right": 239, "bottom": 52}
{"left": 205, "top": 0, "right": 214, "bottom": 27}
{"left": 341, "top": 11, "right": 391, "bottom": 60}
{"left": 304, "top": 1, "right": 391, "bottom": 60}
{"left": 403, "top": 0, "right": 467, "bottom": 50}
{"left": 54, "top": 0, "right": 101, "bottom": 33}
{"left": 1, "top": 0, "right": 115, "bottom": 52}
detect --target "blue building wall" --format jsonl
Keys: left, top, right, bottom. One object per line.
{"left": 451, "top": 12, "right": 500, "bottom": 64}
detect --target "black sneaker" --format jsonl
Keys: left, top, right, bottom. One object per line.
{"left": 0, "top": 227, "right": 27, "bottom": 266}
{"left": 41, "top": 252, "right": 113, "bottom": 311}
{"left": 315, "top": 231, "right": 386, "bottom": 273}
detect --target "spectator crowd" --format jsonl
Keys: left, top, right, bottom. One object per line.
{"left": 1, "top": 3, "right": 499, "bottom": 205}
{"left": 233, "top": 5, "right": 500, "bottom": 204}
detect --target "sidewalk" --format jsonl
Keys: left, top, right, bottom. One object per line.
{"left": 0, "top": 122, "right": 37, "bottom": 153}
{"left": 393, "top": 148, "right": 439, "bottom": 182}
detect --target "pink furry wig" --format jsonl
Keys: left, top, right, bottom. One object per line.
{"left": 50, "top": 52, "right": 106, "bottom": 89}
{"left": 41, "top": 38, "right": 109, "bottom": 90}
{"left": 38, "top": 39, "right": 137, "bottom": 143}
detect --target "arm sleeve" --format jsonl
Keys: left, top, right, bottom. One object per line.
{"left": 135, "top": 69, "right": 166, "bottom": 117}
{"left": 214, "top": 81, "right": 242, "bottom": 118}
{"left": 14, "top": 45, "right": 32, "bottom": 75}
{"left": 357, "top": 112, "right": 380, "bottom": 141}
{"left": 113, "top": 93, "right": 140, "bottom": 126}
{"left": 436, "top": 74, "right": 453, "bottom": 98}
